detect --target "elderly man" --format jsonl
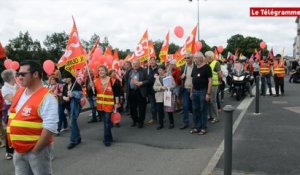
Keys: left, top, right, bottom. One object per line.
{"left": 179, "top": 53, "right": 194, "bottom": 129}
{"left": 125, "top": 60, "right": 149, "bottom": 128}
{"left": 205, "top": 51, "right": 222, "bottom": 124}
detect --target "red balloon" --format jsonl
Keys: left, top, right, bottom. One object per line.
{"left": 195, "top": 41, "right": 202, "bottom": 51}
{"left": 4, "top": 59, "right": 12, "bottom": 69}
{"left": 43, "top": 60, "right": 55, "bottom": 75}
{"left": 11, "top": 61, "right": 20, "bottom": 70}
{"left": 260, "top": 42, "right": 267, "bottom": 49}
{"left": 111, "top": 112, "right": 121, "bottom": 124}
{"left": 217, "top": 46, "right": 224, "bottom": 53}
{"left": 174, "top": 26, "right": 184, "bottom": 38}
{"left": 80, "top": 98, "right": 86, "bottom": 107}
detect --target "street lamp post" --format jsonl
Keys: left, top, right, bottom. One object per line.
{"left": 189, "top": 0, "right": 201, "bottom": 41}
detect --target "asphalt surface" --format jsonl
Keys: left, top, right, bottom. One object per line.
{"left": 1, "top": 78, "right": 298, "bottom": 175}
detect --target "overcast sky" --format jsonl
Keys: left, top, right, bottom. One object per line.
{"left": 0, "top": 0, "right": 298, "bottom": 56}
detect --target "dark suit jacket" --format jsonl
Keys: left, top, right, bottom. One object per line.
{"left": 125, "top": 67, "right": 149, "bottom": 98}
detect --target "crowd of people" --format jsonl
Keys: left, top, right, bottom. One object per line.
{"left": 0, "top": 51, "right": 296, "bottom": 174}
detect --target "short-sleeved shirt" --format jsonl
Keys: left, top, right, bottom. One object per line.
{"left": 191, "top": 64, "right": 212, "bottom": 90}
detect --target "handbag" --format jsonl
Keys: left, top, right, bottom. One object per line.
{"left": 163, "top": 90, "right": 172, "bottom": 107}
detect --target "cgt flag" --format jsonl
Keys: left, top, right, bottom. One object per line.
{"left": 159, "top": 32, "right": 169, "bottom": 63}
{"left": 0, "top": 42, "right": 7, "bottom": 59}
{"left": 134, "top": 30, "right": 149, "bottom": 63}
{"left": 63, "top": 17, "right": 87, "bottom": 76}
{"left": 149, "top": 41, "right": 156, "bottom": 58}
{"left": 185, "top": 25, "right": 197, "bottom": 54}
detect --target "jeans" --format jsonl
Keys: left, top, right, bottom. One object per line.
{"left": 13, "top": 144, "right": 53, "bottom": 175}
{"left": 87, "top": 96, "right": 98, "bottom": 120}
{"left": 69, "top": 98, "right": 81, "bottom": 144}
{"left": 182, "top": 88, "right": 191, "bottom": 125}
{"left": 99, "top": 111, "right": 113, "bottom": 144}
{"left": 192, "top": 89, "right": 208, "bottom": 130}
{"left": 57, "top": 103, "right": 68, "bottom": 132}
{"left": 261, "top": 75, "right": 272, "bottom": 95}
{"left": 208, "top": 86, "right": 219, "bottom": 120}
{"left": 148, "top": 94, "right": 157, "bottom": 121}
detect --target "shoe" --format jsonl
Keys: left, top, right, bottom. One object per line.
{"left": 156, "top": 126, "right": 163, "bottom": 130}
{"left": 208, "top": 117, "right": 213, "bottom": 122}
{"left": 273, "top": 94, "right": 279, "bottom": 97}
{"left": 67, "top": 143, "right": 77, "bottom": 149}
{"left": 131, "top": 123, "right": 137, "bottom": 127}
{"left": 210, "top": 118, "right": 219, "bottom": 124}
{"left": 115, "top": 123, "right": 121, "bottom": 128}
{"left": 179, "top": 125, "right": 188, "bottom": 130}
{"left": 98, "top": 118, "right": 103, "bottom": 122}
{"left": 5, "top": 153, "right": 13, "bottom": 160}
{"left": 190, "top": 128, "right": 199, "bottom": 134}
{"left": 88, "top": 119, "right": 98, "bottom": 123}
{"left": 147, "top": 119, "right": 157, "bottom": 125}
{"left": 198, "top": 130, "right": 207, "bottom": 135}
{"left": 103, "top": 142, "right": 111, "bottom": 147}
{"left": 77, "top": 138, "right": 81, "bottom": 145}
{"left": 168, "top": 124, "right": 174, "bottom": 129}
{"left": 138, "top": 123, "right": 144, "bottom": 128}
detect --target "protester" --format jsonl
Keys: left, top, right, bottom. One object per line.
{"left": 260, "top": 56, "right": 273, "bottom": 96}
{"left": 0, "top": 89, "right": 4, "bottom": 148}
{"left": 85, "top": 69, "right": 101, "bottom": 123}
{"left": 168, "top": 59, "right": 182, "bottom": 112}
{"left": 125, "top": 60, "right": 148, "bottom": 128}
{"left": 252, "top": 57, "right": 260, "bottom": 83}
{"left": 109, "top": 69, "right": 122, "bottom": 128}
{"left": 273, "top": 54, "right": 286, "bottom": 96}
{"left": 153, "top": 64, "right": 176, "bottom": 130}
{"left": 122, "top": 61, "right": 132, "bottom": 114}
{"left": 205, "top": 51, "right": 222, "bottom": 124}
{"left": 93, "top": 66, "right": 121, "bottom": 146}
{"left": 179, "top": 53, "right": 194, "bottom": 129}
{"left": 1, "top": 69, "right": 18, "bottom": 160}
{"left": 7, "top": 60, "right": 58, "bottom": 174}
{"left": 190, "top": 52, "right": 212, "bottom": 135}
{"left": 146, "top": 58, "right": 158, "bottom": 125}
{"left": 49, "top": 75, "right": 68, "bottom": 134}
{"left": 63, "top": 73, "right": 83, "bottom": 149}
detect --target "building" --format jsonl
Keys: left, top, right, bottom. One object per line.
{"left": 293, "top": 17, "right": 300, "bottom": 59}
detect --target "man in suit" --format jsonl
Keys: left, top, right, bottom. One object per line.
{"left": 126, "top": 60, "right": 149, "bottom": 128}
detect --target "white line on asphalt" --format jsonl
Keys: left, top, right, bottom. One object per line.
{"left": 200, "top": 89, "right": 255, "bottom": 175}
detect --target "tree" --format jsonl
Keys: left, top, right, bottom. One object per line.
{"left": 199, "top": 40, "right": 211, "bottom": 54}
{"left": 43, "top": 32, "right": 68, "bottom": 62}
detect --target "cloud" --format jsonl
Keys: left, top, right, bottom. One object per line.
{"left": 0, "top": 0, "right": 298, "bottom": 56}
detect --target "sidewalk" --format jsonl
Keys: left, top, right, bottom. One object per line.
{"left": 213, "top": 79, "right": 300, "bottom": 175}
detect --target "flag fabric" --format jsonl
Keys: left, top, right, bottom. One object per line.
{"left": 268, "top": 48, "right": 274, "bottom": 60}
{"left": 175, "top": 47, "right": 186, "bottom": 67}
{"left": 249, "top": 54, "right": 254, "bottom": 62}
{"left": 0, "top": 42, "right": 6, "bottom": 59}
{"left": 214, "top": 48, "right": 219, "bottom": 61}
{"left": 113, "top": 49, "right": 119, "bottom": 61}
{"left": 104, "top": 46, "right": 113, "bottom": 56}
{"left": 63, "top": 17, "right": 87, "bottom": 76}
{"left": 159, "top": 32, "right": 169, "bottom": 63}
{"left": 234, "top": 49, "right": 239, "bottom": 61}
{"left": 87, "top": 37, "right": 100, "bottom": 63}
{"left": 134, "top": 30, "right": 149, "bottom": 63}
{"left": 255, "top": 49, "right": 261, "bottom": 61}
{"left": 227, "top": 51, "right": 232, "bottom": 59}
{"left": 149, "top": 41, "right": 156, "bottom": 58}
{"left": 185, "top": 25, "right": 197, "bottom": 54}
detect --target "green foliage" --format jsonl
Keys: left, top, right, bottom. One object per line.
{"left": 43, "top": 32, "right": 68, "bottom": 62}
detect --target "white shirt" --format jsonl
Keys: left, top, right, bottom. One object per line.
{"left": 1, "top": 82, "right": 18, "bottom": 105}
{"left": 15, "top": 88, "right": 59, "bottom": 134}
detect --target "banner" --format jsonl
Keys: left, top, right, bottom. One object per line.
{"left": 134, "top": 30, "right": 149, "bottom": 63}
{"left": 149, "top": 41, "right": 156, "bottom": 58}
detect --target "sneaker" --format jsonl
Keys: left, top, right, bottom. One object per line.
{"left": 147, "top": 119, "right": 157, "bottom": 125}
{"left": 5, "top": 153, "right": 13, "bottom": 160}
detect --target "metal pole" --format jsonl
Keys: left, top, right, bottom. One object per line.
{"left": 223, "top": 105, "right": 234, "bottom": 175}
{"left": 255, "top": 76, "right": 260, "bottom": 114}
{"left": 197, "top": 0, "right": 200, "bottom": 41}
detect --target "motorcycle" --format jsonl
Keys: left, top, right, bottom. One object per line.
{"left": 229, "top": 70, "right": 253, "bottom": 101}
{"left": 290, "top": 66, "right": 300, "bottom": 83}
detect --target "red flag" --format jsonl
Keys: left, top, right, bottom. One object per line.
{"left": 255, "top": 49, "right": 261, "bottom": 61}
{"left": 149, "top": 41, "right": 156, "bottom": 58}
{"left": 104, "top": 46, "right": 113, "bottom": 56}
{"left": 214, "top": 48, "right": 219, "bottom": 61}
{"left": 159, "top": 32, "right": 169, "bottom": 63}
{"left": 175, "top": 47, "right": 186, "bottom": 67}
{"left": 268, "top": 48, "right": 274, "bottom": 60}
{"left": 88, "top": 37, "right": 100, "bottom": 62}
{"left": 185, "top": 25, "right": 197, "bottom": 54}
{"left": 113, "top": 49, "right": 119, "bottom": 61}
{"left": 0, "top": 42, "right": 6, "bottom": 59}
{"left": 134, "top": 30, "right": 149, "bottom": 62}
{"left": 63, "top": 17, "right": 87, "bottom": 76}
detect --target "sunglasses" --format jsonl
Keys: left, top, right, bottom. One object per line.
{"left": 16, "top": 72, "right": 32, "bottom": 77}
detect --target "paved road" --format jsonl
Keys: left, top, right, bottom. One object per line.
{"left": 2, "top": 79, "right": 298, "bottom": 175}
